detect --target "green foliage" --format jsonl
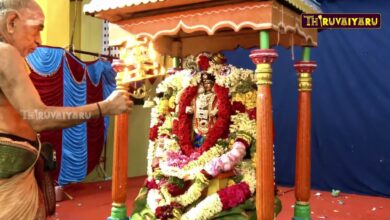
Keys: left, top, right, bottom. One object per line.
{"left": 275, "top": 195, "right": 282, "bottom": 216}
{"left": 163, "top": 87, "right": 174, "bottom": 99}
{"left": 235, "top": 80, "right": 255, "bottom": 94}
{"left": 232, "top": 173, "right": 243, "bottom": 184}
{"left": 153, "top": 169, "right": 164, "bottom": 180}
{"left": 131, "top": 187, "right": 149, "bottom": 218}
{"left": 213, "top": 198, "right": 257, "bottom": 220}
{"left": 249, "top": 139, "right": 256, "bottom": 156}
{"left": 211, "top": 196, "right": 282, "bottom": 220}
{"left": 216, "top": 139, "right": 229, "bottom": 148}
{"left": 168, "top": 176, "right": 185, "bottom": 189}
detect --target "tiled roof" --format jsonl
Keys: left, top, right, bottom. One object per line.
{"left": 84, "top": 0, "right": 321, "bottom": 15}
{"left": 283, "top": 0, "right": 322, "bottom": 13}
{"left": 84, "top": 0, "right": 166, "bottom": 14}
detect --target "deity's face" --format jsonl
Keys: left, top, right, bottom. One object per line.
{"left": 203, "top": 80, "right": 214, "bottom": 93}
{"left": 201, "top": 72, "right": 215, "bottom": 93}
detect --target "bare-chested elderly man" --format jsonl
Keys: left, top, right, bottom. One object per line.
{"left": 0, "top": 0, "right": 132, "bottom": 219}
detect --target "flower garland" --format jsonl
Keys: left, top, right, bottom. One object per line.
{"left": 166, "top": 172, "right": 210, "bottom": 207}
{"left": 177, "top": 84, "right": 231, "bottom": 156}
{"left": 159, "top": 144, "right": 225, "bottom": 180}
{"left": 147, "top": 189, "right": 163, "bottom": 212}
{"left": 180, "top": 160, "right": 257, "bottom": 220}
{"left": 203, "top": 141, "right": 247, "bottom": 177}
{"left": 151, "top": 139, "right": 253, "bottom": 218}
{"left": 147, "top": 172, "right": 211, "bottom": 218}
{"left": 155, "top": 69, "right": 193, "bottom": 95}
{"left": 146, "top": 140, "right": 156, "bottom": 176}
{"left": 217, "top": 182, "right": 251, "bottom": 210}
{"left": 178, "top": 182, "right": 252, "bottom": 220}
{"left": 136, "top": 53, "right": 261, "bottom": 220}
{"left": 213, "top": 64, "right": 255, "bottom": 91}
{"left": 239, "top": 160, "right": 257, "bottom": 194}
{"left": 181, "top": 194, "right": 223, "bottom": 220}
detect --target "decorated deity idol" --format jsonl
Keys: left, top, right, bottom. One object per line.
{"left": 131, "top": 53, "right": 281, "bottom": 220}
{"left": 186, "top": 72, "right": 218, "bottom": 148}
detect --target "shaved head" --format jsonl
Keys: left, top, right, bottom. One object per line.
{"left": 0, "top": 0, "right": 44, "bottom": 20}
{"left": 0, "top": 0, "right": 44, "bottom": 30}
{"left": 0, "top": 0, "right": 44, "bottom": 56}
{"left": 0, "top": 0, "right": 36, "bottom": 13}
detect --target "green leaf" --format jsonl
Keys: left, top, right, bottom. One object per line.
{"left": 213, "top": 199, "right": 256, "bottom": 220}
{"left": 232, "top": 173, "right": 243, "bottom": 183}
{"left": 168, "top": 176, "right": 185, "bottom": 189}
{"left": 275, "top": 195, "right": 283, "bottom": 216}
{"left": 130, "top": 213, "right": 144, "bottom": 220}
{"left": 216, "top": 139, "right": 229, "bottom": 148}
{"left": 131, "top": 187, "right": 148, "bottom": 215}
{"left": 140, "top": 208, "right": 156, "bottom": 220}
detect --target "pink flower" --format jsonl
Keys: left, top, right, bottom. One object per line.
{"left": 204, "top": 159, "right": 219, "bottom": 177}
{"left": 167, "top": 151, "right": 190, "bottom": 168}
{"left": 189, "top": 152, "right": 201, "bottom": 160}
{"left": 145, "top": 179, "right": 158, "bottom": 190}
{"left": 217, "top": 182, "right": 251, "bottom": 210}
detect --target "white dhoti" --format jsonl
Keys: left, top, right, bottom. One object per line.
{"left": 0, "top": 137, "right": 44, "bottom": 220}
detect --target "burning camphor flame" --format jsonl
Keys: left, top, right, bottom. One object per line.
{"left": 114, "top": 36, "right": 165, "bottom": 99}
{"left": 118, "top": 36, "right": 163, "bottom": 83}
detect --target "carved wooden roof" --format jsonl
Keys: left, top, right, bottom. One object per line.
{"left": 84, "top": 0, "right": 321, "bottom": 56}
{"left": 84, "top": 0, "right": 321, "bottom": 17}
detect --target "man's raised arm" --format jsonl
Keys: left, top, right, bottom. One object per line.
{"left": 0, "top": 43, "right": 132, "bottom": 132}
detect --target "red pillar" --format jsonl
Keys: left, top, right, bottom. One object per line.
{"left": 109, "top": 65, "right": 130, "bottom": 220}
{"left": 250, "top": 47, "right": 278, "bottom": 220}
{"left": 293, "top": 56, "right": 317, "bottom": 220}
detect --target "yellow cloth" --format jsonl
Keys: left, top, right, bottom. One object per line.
{"left": 207, "top": 178, "right": 229, "bottom": 195}
{"left": 0, "top": 138, "right": 43, "bottom": 220}
{"left": 207, "top": 172, "right": 236, "bottom": 195}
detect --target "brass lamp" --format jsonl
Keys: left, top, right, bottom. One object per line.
{"left": 112, "top": 37, "right": 165, "bottom": 99}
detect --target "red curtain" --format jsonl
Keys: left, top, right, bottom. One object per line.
{"left": 29, "top": 62, "right": 64, "bottom": 179}
{"left": 29, "top": 52, "right": 109, "bottom": 180}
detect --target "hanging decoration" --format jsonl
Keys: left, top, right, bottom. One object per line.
{"left": 26, "top": 46, "right": 116, "bottom": 185}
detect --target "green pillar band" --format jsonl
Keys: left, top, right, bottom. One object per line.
{"left": 173, "top": 57, "right": 180, "bottom": 68}
{"left": 293, "top": 202, "right": 311, "bottom": 220}
{"left": 260, "top": 31, "right": 270, "bottom": 49}
{"left": 302, "top": 47, "right": 311, "bottom": 61}
{"left": 107, "top": 203, "right": 129, "bottom": 220}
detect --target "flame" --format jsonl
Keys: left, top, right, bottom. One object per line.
{"left": 117, "top": 36, "right": 165, "bottom": 85}
{"left": 119, "top": 47, "right": 127, "bottom": 60}
{"left": 149, "top": 42, "right": 157, "bottom": 60}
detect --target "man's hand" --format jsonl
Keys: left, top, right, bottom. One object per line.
{"left": 100, "top": 90, "right": 133, "bottom": 115}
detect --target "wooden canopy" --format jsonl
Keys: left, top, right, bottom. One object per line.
{"left": 84, "top": 0, "right": 321, "bottom": 56}
{"left": 84, "top": 1, "right": 322, "bottom": 220}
